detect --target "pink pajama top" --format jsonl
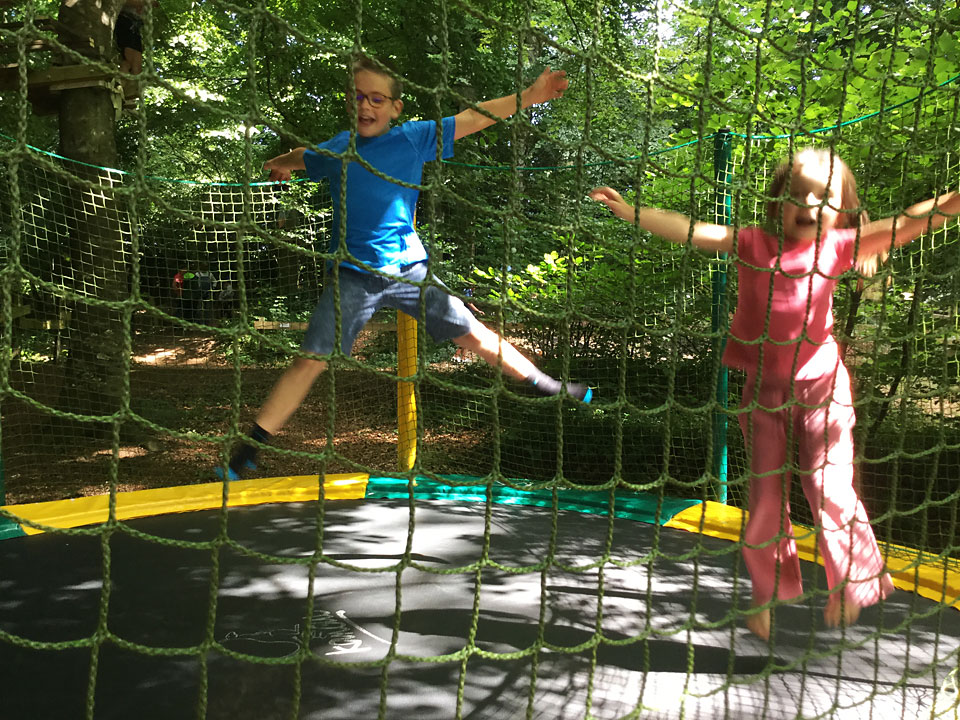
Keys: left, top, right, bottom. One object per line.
{"left": 722, "top": 227, "right": 857, "bottom": 381}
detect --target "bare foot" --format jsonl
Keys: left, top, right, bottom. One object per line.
{"left": 746, "top": 603, "right": 771, "bottom": 640}
{"left": 824, "top": 594, "right": 861, "bottom": 628}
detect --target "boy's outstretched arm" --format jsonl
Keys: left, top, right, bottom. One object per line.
{"left": 264, "top": 147, "right": 307, "bottom": 182}
{"left": 453, "top": 67, "right": 568, "bottom": 140}
{"left": 589, "top": 186, "right": 734, "bottom": 253}
{"left": 857, "top": 190, "right": 960, "bottom": 260}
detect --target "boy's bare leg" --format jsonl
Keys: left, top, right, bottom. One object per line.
{"left": 218, "top": 356, "right": 327, "bottom": 479}
{"left": 120, "top": 47, "right": 143, "bottom": 75}
{"left": 119, "top": 49, "right": 143, "bottom": 105}
{"left": 452, "top": 325, "right": 591, "bottom": 401}
{"left": 256, "top": 356, "right": 328, "bottom": 433}
{"left": 452, "top": 325, "right": 537, "bottom": 380}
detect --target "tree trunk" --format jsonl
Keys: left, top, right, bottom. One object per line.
{"left": 55, "top": 0, "right": 128, "bottom": 433}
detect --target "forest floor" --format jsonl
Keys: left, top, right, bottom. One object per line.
{"left": 6, "top": 324, "right": 957, "bottom": 559}
{"left": 3, "top": 326, "right": 482, "bottom": 506}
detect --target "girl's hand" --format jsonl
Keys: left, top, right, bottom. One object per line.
{"left": 589, "top": 186, "right": 625, "bottom": 211}
{"left": 589, "top": 185, "right": 734, "bottom": 252}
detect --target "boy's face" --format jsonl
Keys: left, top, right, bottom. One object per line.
{"left": 349, "top": 69, "right": 402, "bottom": 137}
{"left": 780, "top": 157, "right": 845, "bottom": 244}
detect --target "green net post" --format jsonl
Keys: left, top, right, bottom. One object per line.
{"left": 711, "top": 130, "right": 732, "bottom": 503}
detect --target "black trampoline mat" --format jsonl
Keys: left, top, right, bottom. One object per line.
{"left": 1, "top": 499, "right": 958, "bottom": 719}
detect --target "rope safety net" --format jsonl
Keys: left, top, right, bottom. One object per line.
{"left": 1, "top": 0, "right": 960, "bottom": 717}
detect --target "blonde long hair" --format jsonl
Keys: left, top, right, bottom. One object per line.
{"left": 765, "top": 148, "right": 887, "bottom": 277}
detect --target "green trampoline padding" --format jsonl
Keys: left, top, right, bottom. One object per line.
{"left": 367, "top": 476, "right": 701, "bottom": 526}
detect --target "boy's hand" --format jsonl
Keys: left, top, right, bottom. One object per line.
{"left": 589, "top": 186, "right": 625, "bottom": 211}
{"left": 264, "top": 158, "right": 292, "bottom": 182}
{"left": 264, "top": 164, "right": 292, "bottom": 182}
{"left": 524, "top": 67, "right": 568, "bottom": 106}
{"left": 263, "top": 148, "right": 305, "bottom": 181}
{"left": 454, "top": 71, "right": 567, "bottom": 140}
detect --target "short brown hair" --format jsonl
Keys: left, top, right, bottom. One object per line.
{"left": 351, "top": 54, "right": 402, "bottom": 99}
{"left": 766, "top": 148, "right": 886, "bottom": 276}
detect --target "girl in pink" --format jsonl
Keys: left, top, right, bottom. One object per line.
{"left": 590, "top": 148, "right": 960, "bottom": 639}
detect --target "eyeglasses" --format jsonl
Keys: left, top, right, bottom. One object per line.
{"left": 354, "top": 91, "right": 395, "bottom": 108}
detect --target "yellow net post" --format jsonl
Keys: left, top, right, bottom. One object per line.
{"left": 397, "top": 310, "right": 418, "bottom": 471}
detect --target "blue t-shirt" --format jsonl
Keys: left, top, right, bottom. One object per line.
{"left": 303, "top": 117, "right": 456, "bottom": 274}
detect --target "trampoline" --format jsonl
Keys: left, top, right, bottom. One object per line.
{"left": 2, "top": 475, "right": 959, "bottom": 719}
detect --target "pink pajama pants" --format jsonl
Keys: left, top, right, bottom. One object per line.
{"left": 739, "top": 362, "right": 894, "bottom": 607}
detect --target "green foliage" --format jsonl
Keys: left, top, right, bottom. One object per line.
{"left": 219, "top": 331, "right": 303, "bottom": 368}
{"left": 360, "top": 317, "right": 456, "bottom": 368}
{"left": 3, "top": 0, "right": 959, "bottom": 555}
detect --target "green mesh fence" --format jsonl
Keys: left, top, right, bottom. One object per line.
{"left": 420, "top": 140, "right": 731, "bottom": 498}
{"left": 2, "top": 0, "right": 960, "bottom": 718}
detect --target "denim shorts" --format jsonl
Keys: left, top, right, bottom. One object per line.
{"left": 114, "top": 13, "right": 143, "bottom": 53}
{"left": 301, "top": 261, "right": 482, "bottom": 356}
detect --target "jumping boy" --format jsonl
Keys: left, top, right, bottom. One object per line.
{"left": 220, "top": 55, "right": 592, "bottom": 480}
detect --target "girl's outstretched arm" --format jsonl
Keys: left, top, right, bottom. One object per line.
{"left": 589, "top": 186, "right": 735, "bottom": 253}
{"left": 857, "top": 190, "right": 960, "bottom": 260}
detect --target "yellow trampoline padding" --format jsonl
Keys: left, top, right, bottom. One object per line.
{"left": 2, "top": 473, "right": 370, "bottom": 536}
{"left": 666, "top": 501, "right": 960, "bottom": 609}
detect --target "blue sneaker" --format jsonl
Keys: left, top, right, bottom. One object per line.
{"left": 566, "top": 382, "right": 593, "bottom": 403}
{"left": 214, "top": 459, "right": 256, "bottom": 482}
